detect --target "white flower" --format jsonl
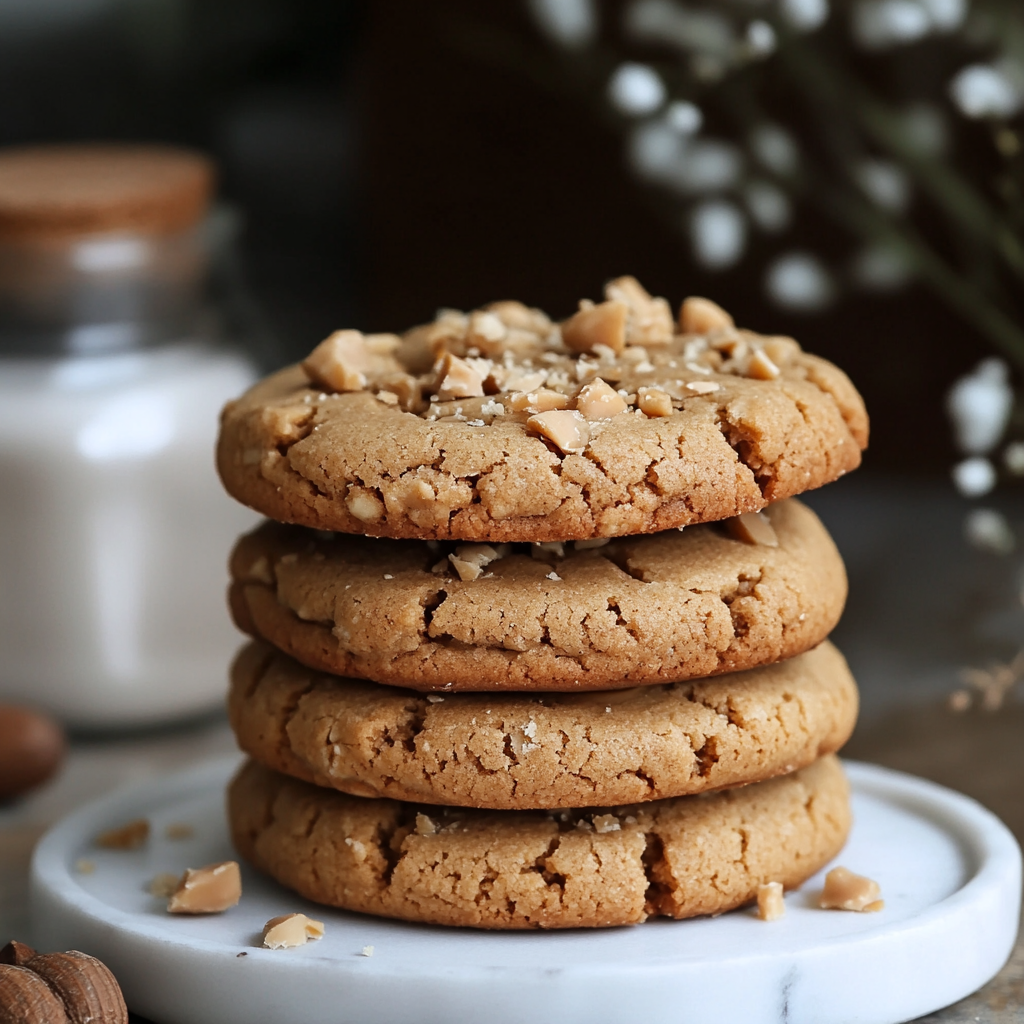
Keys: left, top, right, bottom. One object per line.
{"left": 746, "top": 20, "right": 777, "bottom": 57}
{"left": 852, "top": 0, "right": 930, "bottom": 49}
{"left": 850, "top": 244, "right": 913, "bottom": 290}
{"left": 952, "top": 457, "right": 997, "bottom": 497}
{"left": 855, "top": 159, "right": 911, "bottom": 212}
{"left": 950, "top": 64, "right": 1024, "bottom": 119}
{"left": 608, "top": 63, "right": 666, "bottom": 116}
{"left": 779, "top": 0, "right": 830, "bottom": 32}
{"left": 625, "top": 0, "right": 736, "bottom": 58}
{"left": 946, "top": 358, "right": 1012, "bottom": 455}
{"left": 918, "top": 0, "right": 966, "bottom": 31}
{"left": 1004, "top": 442, "right": 1024, "bottom": 476}
{"left": 665, "top": 100, "right": 703, "bottom": 135}
{"left": 964, "top": 509, "right": 1014, "bottom": 555}
{"left": 526, "top": 0, "right": 597, "bottom": 49}
{"left": 690, "top": 201, "right": 747, "bottom": 269}
{"left": 629, "top": 125, "right": 742, "bottom": 194}
{"left": 749, "top": 124, "right": 799, "bottom": 176}
{"left": 744, "top": 180, "right": 791, "bottom": 232}
{"left": 764, "top": 252, "right": 835, "bottom": 310}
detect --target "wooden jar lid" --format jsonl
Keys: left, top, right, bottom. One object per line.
{"left": 0, "top": 144, "right": 214, "bottom": 240}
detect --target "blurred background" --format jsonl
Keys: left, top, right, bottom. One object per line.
{"left": 1, "top": 0, "right": 1024, "bottom": 964}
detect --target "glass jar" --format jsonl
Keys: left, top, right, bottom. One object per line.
{"left": 0, "top": 146, "right": 264, "bottom": 728}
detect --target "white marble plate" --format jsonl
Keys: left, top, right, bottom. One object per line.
{"left": 30, "top": 757, "right": 1021, "bottom": 1024}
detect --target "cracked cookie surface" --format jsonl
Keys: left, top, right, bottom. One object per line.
{"left": 228, "top": 498, "right": 846, "bottom": 691}
{"left": 216, "top": 283, "right": 867, "bottom": 542}
{"left": 228, "top": 754, "right": 849, "bottom": 929}
{"left": 229, "top": 640, "right": 857, "bottom": 809}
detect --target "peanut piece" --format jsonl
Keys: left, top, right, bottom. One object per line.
{"left": 679, "top": 296, "right": 734, "bottom": 334}
{"left": 508, "top": 389, "right": 570, "bottom": 413}
{"left": 434, "top": 353, "right": 484, "bottom": 401}
{"left": 95, "top": 819, "right": 149, "bottom": 850}
{"left": 562, "top": 300, "right": 627, "bottom": 355}
{"left": 262, "top": 913, "right": 325, "bottom": 949}
{"left": 762, "top": 335, "right": 800, "bottom": 365}
{"left": 819, "top": 867, "right": 883, "bottom": 912}
{"left": 685, "top": 380, "right": 720, "bottom": 395}
{"left": 167, "top": 861, "right": 242, "bottom": 914}
{"left": 448, "top": 543, "right": 507, "bottom": 581}
{"left": 637, "top": 387, "right": 673, "bottom": 417}
{"left": 726, "top": 511, "right": 779, "bottom": 547}
{"left": 527, "top": 410, "right": 590, "bottom": 454}
{"left": 605, "top": 276, "right": 674, "bottom": 345}
{"left": 346, "top": 489, "right": 384, "bottom": 523}
{"left": 747, "top": 348, "right": 781, "bottom": 381}
{"left": 575, "top": 378, "right": 628, "bottom": 419}
{"left": 757, "top": 881, "right": 785, "bottom": 921}
{"left": 302, "top": 330, "right": 371, "bottom": 391}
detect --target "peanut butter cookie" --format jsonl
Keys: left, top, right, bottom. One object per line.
{"left": 229, "top": 640, "right": 857, "bottom": 809}
{"left": 228, "top": 498, "right": 846, "bottom": 691}
{"left": 228, "top": 755, "right": 850, "bottom": 929}
{"left": 217, "top": 280, "right": 867, "bottom": 542}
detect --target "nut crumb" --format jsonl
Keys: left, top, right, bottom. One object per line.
{"left": 96, "top": 818, "right": 150, "bottom": 850}
{"left": 361, "top": 945, "right": 374, "bottom": 957}
{"left": 726, "top": 511, "right": 779, "bottom": 547}
{"left": 149, "top": 872, "right": 182, "bottom": 898}
{"left": 164, "top": 823, "right": 194, "bottom": 841}
{"left": 757, "top": 881, "right": 785, "bottom": 921}
{"left": 819, "top": 866, "right": 883, "bottom": 912}
{"left": 685, "top": 380, "right": 721, "bottom": 395}
{"left": 167, "top": 860, "right": 242, "bottom": 914}
{"left": 426, "top": 694, "right": 444, "bottom": 703}
{"left": 383, "top": 574, "right": 393, "bottom": 580}
{"left": 527, "top": 409, "right": 589, "bottom": 454}
{"left": 262, "top": 913, "right": 325, "bottom": 949}
{"left": 593, "top": 814, "right": 621, "bottom": 833}
{"left": 546, "top": 571, "right": 562, "bottom": 581}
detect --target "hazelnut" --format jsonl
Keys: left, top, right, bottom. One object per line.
{"left": 434, "top": 353, "right": 485, "bottom": 401}
{"left": 637, "top": 387, "right": 673, "bottom": 417}
{"left": 757, "top": 881, "right": 785, "bottom": 921}
{"left": 0, "top": 705, "right": 64, "bottom": 801}
{"left": 95, "top": 819, "right": 149, "bottom": 850}
{"left": 679, "top": 296, "right": 734, "bottom": 335}
{"left": 0, "top": 965, "right": 71, "bottom": 1024}
{"left": 26, "top": 951, "right": 127, "bottom": 1024}
{"left": 562, "top": 300, "right": 627, "bottom": 355}
{"left": 526, "top": 410, "right": 590, "bottom": 454}
{"left": 575, "top": 378, "right": 628, "bottom": 419}
{"left": 261, "top": 913, "right": 325, "bottom": 950}
{"left": 726, "top": 511, "right": 779, "bottom": 547}
{"left": 167, "top": 860, "right": 242, "bottom": 914}
{"left": 0, "top": 942, "right": 37, "bottom": 968}
{"left": 819, "top": 867, "right": 883, "bottom": 912}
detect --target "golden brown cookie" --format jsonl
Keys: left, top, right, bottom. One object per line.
{"left": 217, "top": 281, "right": 867, "bottom": 542}
{"left": 229, "top": 754, "right": 850, "bottom": 929}
{"left": 228, "top": 497, "right": 846, "bottom": 691}
{"left": 229, "top": 640, "right": 857, "bottom": 809}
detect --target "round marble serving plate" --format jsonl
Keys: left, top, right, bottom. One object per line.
{"left": 30, "top": 757, "right": 1021, "bottom": 1024}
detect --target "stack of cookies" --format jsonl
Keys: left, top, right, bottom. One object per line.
{"left": 215, "top": 278, "right": 868, "bottom": 929}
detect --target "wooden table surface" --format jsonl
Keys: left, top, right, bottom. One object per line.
{"left": 1, "top": 704, "right": 1021, "bottom": 1023}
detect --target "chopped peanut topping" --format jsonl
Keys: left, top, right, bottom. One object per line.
{"left": 638, "top": 387, "right": 673, "bottom": 417}
{"left": 414, "top": 813, "right": 437, "bottom": 836}
{"left": 727, "top": 511, "right": 779, "bottom": 547}
{"left": 346, "top": 489, "right": 384, "bottom": 523}
{"left": 679, "top": 296, "right": 735, "bottom": 335}
{"left": 527, "top": 409, "right": 590, "bottom": 454}
{"left": 262, "top": 913, "right": 325, "bottom": 949}
{"left": 605, "top": 276, "right": 674, "bottom": 345}
{"left": 434, "top": 353, "right": 485, "bottom": 401}
{"left": 757, "top": 881, "right": 785, "bottom": 921}
{"left": 575, "top": 378, "right": 628, "bottom": 419}
{"left": 303, "top": 330, "right": 378, "bottom": 392}
{"left": 819, "top": 867, "right": 883, "bottom": 912}
{"left": 448, "top": 543, "right": 508, "bottom": 581}
{"left": 485, "top": 300, "right": 550, "bottom": 333}
{"left": 562, "top": 300, "right": 627, "bottom": 355}
{"left": 762, "top": 336, "right": 800, "bottom": 365}
{"left": 686, "top": 380, "right": 721, "bottom": 395}
{"left": 167, "top": 861, "right": 242, "bottom": 914}
{"left": 747, "top": 348, "right": 781, "bottom": 381}
{"left": 508, "top": 389, "right": 571, "bottom": 413}
{"left": 96, "top": 819, "right": 150, "bottom": 850}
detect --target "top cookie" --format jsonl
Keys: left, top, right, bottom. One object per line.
{"left": 218, "top": 279, "right": 868, "bottom": 542}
